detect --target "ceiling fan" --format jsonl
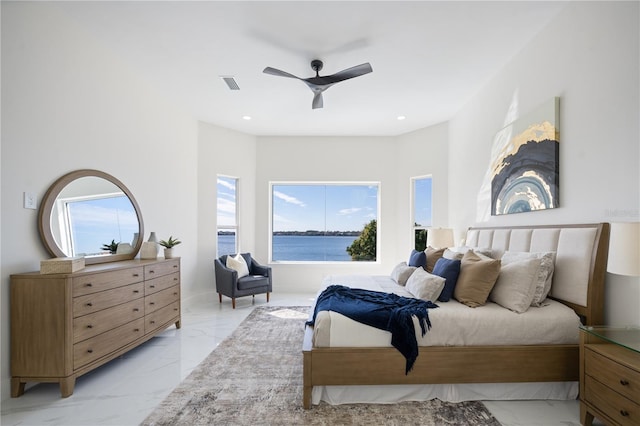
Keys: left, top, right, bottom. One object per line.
{"left": 263, "top": 59, "right": 373, "bottom": 109}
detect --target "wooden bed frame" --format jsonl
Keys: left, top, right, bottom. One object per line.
{"left": 302, "top": 223, "right": 610, "bottom": 409}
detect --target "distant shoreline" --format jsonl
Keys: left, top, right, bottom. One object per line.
{"left": 218, "top": 231, "right": 361, "bottom": 237}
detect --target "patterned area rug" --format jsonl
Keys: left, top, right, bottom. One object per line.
{"left": 142, "top": 306, "right": 501, "bottom": 425}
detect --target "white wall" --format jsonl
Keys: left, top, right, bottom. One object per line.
{"left": 0, "top": 3, "right": 199, "bottom": 399}
{"left": 197, "top": 122, "right": 256, "bottom": 298}
{"left": 448, "top": 1, "right": 640, "bottom": 325}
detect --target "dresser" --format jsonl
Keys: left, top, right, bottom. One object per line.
{"left": 10, "top": 258, "right": 181, "bottom": 397}
{"left": 580, "top": 326, "right": 640, "bottom": 426}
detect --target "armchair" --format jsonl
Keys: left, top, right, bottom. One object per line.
{"left": 214, "top": 253, "right": 272, "bottom": 309}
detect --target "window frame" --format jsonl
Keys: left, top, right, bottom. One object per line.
{"left": 216, "top": 175, "right": 239, "bottom": 257}
{"left": 268, "top": 181, "right": 381, "bottom": 264}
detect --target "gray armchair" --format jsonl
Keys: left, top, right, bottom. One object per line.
{"left": 214, "top": 253, "right": 272, "bottom": 309}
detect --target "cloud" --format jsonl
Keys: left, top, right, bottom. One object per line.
{"left": 338, "top": 207, "right": 362, "bottom": 215}
{"left": 274, "top": 190, "right": 306, "bottom": 207}
{"left": 217, "top": 198, "right": 236, "bottom": 215}
{"left": 217, "top": 178, "right": 236, "bottom": 191}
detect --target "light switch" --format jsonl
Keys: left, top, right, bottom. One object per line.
{"left": 24, "top": 192, "right": 37, "bottom": 210}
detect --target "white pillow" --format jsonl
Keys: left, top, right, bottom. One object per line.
{"left": 500, "top": 251, "right": 556, "bottom": 306}
{"left": 390, "top": 262, "right": 417, "bottom": 286}
{"left": 490, "top": 257, "right": 542, "bottom": 313}
{"left": 226, "top": 253, "right": 249, "bottom": 278}
{"left": 405, "top": 267, "right": 446, "bottom": 302}
{"left": 443, "top": 246, "right": 493, "bottom": 260}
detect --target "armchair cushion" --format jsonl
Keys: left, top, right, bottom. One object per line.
{"left": 238, "top": 275, "right": 270, "bottom": 290}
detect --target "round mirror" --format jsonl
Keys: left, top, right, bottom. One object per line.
{"left": 39, "top": 169, "right": 144, "bottom": 265}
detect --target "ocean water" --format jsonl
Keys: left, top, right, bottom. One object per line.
{"left": 217, "top": 234, "right": 359, "bottom": 261}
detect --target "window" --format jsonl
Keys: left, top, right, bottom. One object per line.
{"left": 271, "top": 183, "right": 379, "bottom": 262}
{"left": 411, "top": 176, "right": 432, "bottom": 251}
{"left": 217, "top": 175, "right": 238, "bottom": 256}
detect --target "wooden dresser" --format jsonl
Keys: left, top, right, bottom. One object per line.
{"left": 580, "top": 326, "right": 640, "bottom": 426}
{"left": 10, "top": 257, "right": 181, "bottom": 397}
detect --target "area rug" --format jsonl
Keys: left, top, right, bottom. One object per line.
{"left": 141, "top": 306, "right": 501, "bottom": 426}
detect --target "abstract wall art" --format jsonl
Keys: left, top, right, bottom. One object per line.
{"left": 490, "top": 97, "right": 559, "bottom": 216}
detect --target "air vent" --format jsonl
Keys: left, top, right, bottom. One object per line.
{"left": 220, "top": 76, "right": 240, "bottom": 90}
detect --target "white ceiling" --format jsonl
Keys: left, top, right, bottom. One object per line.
{"left": 51, "top": 1, "right": 568, "bottom": 136}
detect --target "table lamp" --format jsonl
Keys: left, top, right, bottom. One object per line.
{"left": 607, "top": 222, "right": 640, "bottom": 276}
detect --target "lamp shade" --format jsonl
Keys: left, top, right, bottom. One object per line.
{"left": 427, "top": 228, "right": 454, "bottom": 249}
{"left": 607, "top": 222, "right": 640, "bottom": 276}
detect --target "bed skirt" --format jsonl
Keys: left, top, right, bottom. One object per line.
{"left": 311, "top": 381, "right": 579, "bottom": 405}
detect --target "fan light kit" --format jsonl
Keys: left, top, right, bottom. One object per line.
{"left": 263, "top": 59, "right": 373, "bottom": 109}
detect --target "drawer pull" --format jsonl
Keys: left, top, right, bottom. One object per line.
{"left": 150, "top": 302, "right": 155, "bottom": 305}
{"left": 150, "top": 320, "right": 156, "bottom": 324}
{"left": 133, "top": 273, "right": 139, "bottom": 277}
{"left": 87, "top": 325, "right": 93, "bottom": 329}
{"left": 173, "top": 265, "right": 178, "bottom": 268}
{"left": 134, "top": 328, "right": 140, "bottom": 332}
{"left": 86, "top": 303, "right": 93, "bottom": 307}
{"left": 133, "top": 290, "right": 139, "bottom": 294}
{"left": 134, "top": 308, "right": 139, "bottom": 312}
{"left": 174, "top": 278, "right": 178, "bottom": 281}
{"left": 620, "top": 410, "right": 629, "bottom": 417}
{"left": 174, "top": 292, "right": 178, "bottom": 296}
{"left": 150, "top": 285, "right": 156, "bottom": 288}
{"left": 174, "top": 308, "right": 178, "bottom": 311}
{"left": 620, "top": 379, "right": 629, "bottom": 386}
{"left": 149, "top": 270, "right": 155, "bottom": 274}
{"left": 87, "top": 349, "right": 93, "bottom": 353}
{"left": 86, "top": 283, "right": 93, "bottom": 287}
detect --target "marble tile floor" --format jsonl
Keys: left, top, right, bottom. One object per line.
{"left": 1, "top": 290, "right": 602, "bottom": 426}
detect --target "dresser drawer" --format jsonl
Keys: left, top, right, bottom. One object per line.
{"left": 145, "top": 285, "right": 180, "bottom": 314}
{"left": 73, "top": 283, "right": 144, "bottom": 317}
{"left": 74, "top": 318, "right": 145, "bottom": 369}
{"left": 145, "top": 272, "right": 180, "bottom": 295}
{"left": 144, "top": 259, "right": 180, "bottom": 279}
{"left": 585, "top": 375, "right": 640, "bottom": 426}
{"left": 73, "top": 267, "right": 144, "bottom": 297}
{"left": 73, "top": 298, "right": 144, "bottom": 343}
{"left": 586, "top": 346, "right": 640, "bottom": 402}
{"left": 145, "top": 301, "right": 180, "bottom": 333}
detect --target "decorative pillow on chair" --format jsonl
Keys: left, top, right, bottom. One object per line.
{"left": 490, "top": 257, "right": 542, "bottom": 313}
{"left": 390, "top": 262, "right": 417, "bottom": 286}
{"left": 453, "top": 250, "right": 501, "bottom": 307}
{"left": 424, "top": 246, "right": 445, "bottom": 273}
{"left": 226, "top": 253, "right": 249, "bottom": 278}
{"left": 500, "top": 251, "right": 556, "bottom": 306}
{"left": 432, "top": 257, "right": 461, "bottom": 302}
{"left": 405, "top": 267, "right": 446, "bottom": 302}
{"left": 408, "top": 249, "right": 427, "bottom": 269}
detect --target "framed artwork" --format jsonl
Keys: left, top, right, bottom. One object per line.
{"left": 491, "top": 97, "right": 559, "bottom": 216}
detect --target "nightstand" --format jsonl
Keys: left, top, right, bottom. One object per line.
{"left": 580, "top": 326, "right": 640, "bottom": 426}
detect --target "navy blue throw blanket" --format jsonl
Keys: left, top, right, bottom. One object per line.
{"left": 306, "top": 285, "right": 438, "bottom": 374}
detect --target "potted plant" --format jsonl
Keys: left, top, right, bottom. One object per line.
{"left": 101, "top": 239, "right": 119, "bottom": 254}
{"left": 159, "top": 236, "right": 181, "bottom": 259}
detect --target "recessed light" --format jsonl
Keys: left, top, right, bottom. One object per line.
{"left": 242, "top": 116, "right": 252, "bottom": 121}
{"left": 397, "top": 115, "right": 406, "bottom": 121}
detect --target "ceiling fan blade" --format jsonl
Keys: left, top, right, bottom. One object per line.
{"left": 306, "top": 62, "right": 373, "bottom": 86}
{"left": 312, "top": 92, "right": 323, "bottom": 109}
{"left": 263, "top": 67, "right": 300, "bottom": 80}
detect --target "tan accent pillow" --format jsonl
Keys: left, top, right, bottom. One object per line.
{"left": 424, "top": 246, "right": 445, "bottom": 273}
{"left": 454, "top": 250, "right": 501, "bottom": 307}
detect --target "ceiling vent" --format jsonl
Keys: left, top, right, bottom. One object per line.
{"left": 220, "top": 76, "right": 240, "bottom": 90}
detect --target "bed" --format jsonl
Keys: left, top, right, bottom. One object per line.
{"left": 302, "top": 223, "right": 610, "bottom": 408}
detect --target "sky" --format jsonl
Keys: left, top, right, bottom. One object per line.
{"left": 272, "top": 184, "right": 378, "bottom": 232}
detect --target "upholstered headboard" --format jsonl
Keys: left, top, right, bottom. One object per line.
{"left": 465, "top": 223, "right": 610, "bottom": 325}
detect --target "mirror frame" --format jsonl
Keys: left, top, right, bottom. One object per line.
{"left": 38, "top": 169, "right": 145, "bottom": 265}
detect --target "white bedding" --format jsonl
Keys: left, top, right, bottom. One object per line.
{"left": 313, "top": 274, "right": 581, "bottom": 348}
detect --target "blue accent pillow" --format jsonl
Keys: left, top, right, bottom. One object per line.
{"left": 408, "top": 249, "right": 427, "bottom": 269}
{"left": 432, "top": 257, "right": 461, "bottom": 302}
